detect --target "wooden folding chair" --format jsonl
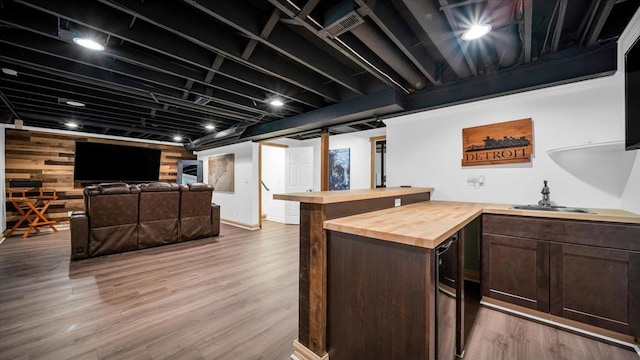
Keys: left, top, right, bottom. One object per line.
{"left": 6, "top": 180, "right": 59, "bottom": 238}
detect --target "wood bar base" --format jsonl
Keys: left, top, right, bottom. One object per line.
{"left": 291, "top": 188, "right": 433, "bottom": 356}
{"left": 292, "top": 340, "right": 329, "bottom": 360}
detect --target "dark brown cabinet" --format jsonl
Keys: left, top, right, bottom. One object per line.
{"left": 482, "top": 234, "right": 549, "bottom": 312}
{"left": 550, "top": 243, "right": 640, "bottom": 336}
{"left": 482, "top": 214, "right": 640, "bottom": 337}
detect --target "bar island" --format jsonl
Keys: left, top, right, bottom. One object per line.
{"left": 274, "top": 188, "right": 484, "bottom": 360}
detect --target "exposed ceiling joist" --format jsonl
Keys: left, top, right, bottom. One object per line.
{"left": 183, "top": 0, "right": 369, "bottom": 95}
{"left": 354, "top": 0, "right": 439, "bottom": 87}
{"left": 551, "top": 0, "right": 568, "bottom": 52}
{"left": 523, "top": 0, "right": 533, "bottom": 63}
{"left": 400, "top": 0, "right": 474, "bottom": 79}
{"left": 586, "top": 0, "right": 616, "bottom": 47}
{"left": 437, "top": 0, "right": 478, "bottom": 75}
{"left": 95, "top": 0, "right": 343, "bottom": 102}
{"left": 0, "top": 90, "right": 21, "bottom": 121}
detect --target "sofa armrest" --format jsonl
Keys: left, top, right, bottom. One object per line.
{"left": 70, "top": 212, "right": 89, "bottom": 260}
{"left": 211, "top": 204, "right": 220, "bottom": 236}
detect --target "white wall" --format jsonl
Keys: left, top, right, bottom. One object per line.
{"left": 329, "top": 128, "right": 386, "bottom": 190}
{"left": 261, "top": 145, "right": 286, "bottom": 223}
{"left": 287, "top": 128, "right": 386, "bottom": 191}
{"left": 385, "top": 12, "right": 640, "bottom": 213}
{"left": 197, "top": 141, "right": 260, "bottom": 227}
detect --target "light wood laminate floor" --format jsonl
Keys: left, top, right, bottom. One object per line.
{"left": 1, "top": 222, "right": 299, "bottom": 360}
{"left": 1, "top": 222, "right": 638, "bottom": 359}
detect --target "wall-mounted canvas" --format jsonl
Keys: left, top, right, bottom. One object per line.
{"left": 329, "top": 148, "right": 350, "bottom": 190}
{"left": 208, "top": 154, "right": 235, "bottom": 192}
{"left": 462, "top": 118, "right": 533, "bottom": 166}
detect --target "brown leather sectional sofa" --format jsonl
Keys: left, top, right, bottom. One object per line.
{"left": 70, "top": 182, "right": 220, "bottom": 260}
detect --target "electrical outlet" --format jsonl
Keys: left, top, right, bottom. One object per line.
{"left": 394, "top": 198, "right": 401, "bottom": 207}
{"left": 467, "top": 176, "right": 476, "bottom": 186}
{"left": 467, "top": 175, "right": 486, "bottom": 187}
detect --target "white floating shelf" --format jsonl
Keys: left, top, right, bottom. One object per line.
{"left": 547, "top": 141, "right": 628, "bottom": 155}
{"left": 547, "top": 141, "right": 637, "bottom": 197}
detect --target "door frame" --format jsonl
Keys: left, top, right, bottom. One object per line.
{"left": 258, "top": 142, "right": 288, "bottom": 229}
{"left": 370, "top": 136, "right": 386, "bottom": 188}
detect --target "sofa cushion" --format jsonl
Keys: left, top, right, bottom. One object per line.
{"left": 138, "top": 183, "right": 180, "bottom": 248}
{"left": 139, "top": 191, "right": 180, "bottom": 222}
{"left": 179, "top": 183, "right": 214, "bottom": 241}
{"left": 89, "top": 194, "right": 139, "bottom": 228}
{"left": 139, "top": 182, "right": 180, "bottom": 192}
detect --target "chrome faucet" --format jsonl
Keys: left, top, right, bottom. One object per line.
{"left": 538, "top": 180, "right": 551, "bottom": 206}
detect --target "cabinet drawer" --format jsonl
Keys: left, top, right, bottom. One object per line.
{"left": 483, "top": 214, "right": 640, "bottom": 251}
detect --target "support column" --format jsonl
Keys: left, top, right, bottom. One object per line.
{"left": 321, "top": 129, "right": 329, "bottom": 191}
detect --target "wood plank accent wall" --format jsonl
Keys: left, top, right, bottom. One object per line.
{"left": 4, "top": 129, "right": 196, "bottom": 229}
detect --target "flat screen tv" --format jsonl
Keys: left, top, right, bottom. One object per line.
{"left": 625, "top": 35, "right": 640, "bottom": 150}
{"left": 74, "top": 141, "right": 161, "bottom": 183}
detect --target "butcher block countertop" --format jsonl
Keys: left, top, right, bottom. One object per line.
{"left": 483, "top": 203, "right": 640, "bottom": 224}
{"left": 273, "top": 187, "right": 433, "bottom": 204}
{"left": 323, "top": 201, "right": 485, "bottom": 249}
{"left": 323, "top": 201, "right": 640, "bottom": 249}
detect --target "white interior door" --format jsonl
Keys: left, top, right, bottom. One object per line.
{"left": 284, "top": 146, "right": 313, "bottom": 224}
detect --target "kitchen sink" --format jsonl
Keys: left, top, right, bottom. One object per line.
{"left": 510, "top": 204, "right": 594, "bottom": 214}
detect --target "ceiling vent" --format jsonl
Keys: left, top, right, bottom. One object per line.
{"left": 323, "top": 0, "right": 364, "bottom": 38}
{"left": 194, "top": 95, "right": 210, "bottom": 105}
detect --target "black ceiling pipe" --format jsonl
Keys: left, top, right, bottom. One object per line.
{"left": 184, "top": 126, "right": 245, "bottom": 152}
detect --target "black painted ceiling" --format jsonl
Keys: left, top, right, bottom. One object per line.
{"left": 0, "top": 0, "right": 638, "bottom": 150}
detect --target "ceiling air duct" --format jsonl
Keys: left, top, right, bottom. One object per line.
{"left": 323, "top": 0, "right": 426, "bottom": 90}
{"left": 184, "top": 125, "right": 244, "bottom": 151}
{"left": 193, "top": 95, "right": 210, "bottom": 106}
{"left": 322, "top": 1, "right": 365, "bottom": 38}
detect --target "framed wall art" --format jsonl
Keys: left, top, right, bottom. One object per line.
{"left": 208, "top": 153, "right": 235, "bottom": 192}
{"left": 329, "top": 148, "right": 350, "bottom": 190}
{"left": 462, "top": 118, "right": 533, "bottom": 167}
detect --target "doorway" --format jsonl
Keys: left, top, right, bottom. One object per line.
{"left": 260, "top": 143, "right": 287, "bottom": 227}
{"left": 284, "top": 146, "right": 313, "bottom": 224}
{"left": 259, "top": 143, "right": 313, "bottom": 226}
{"left": 370, "top": 136, "right": 387, "bottom": 188}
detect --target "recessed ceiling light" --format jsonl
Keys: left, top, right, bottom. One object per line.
{"left": 72, "top": 37, "right": 105, "bottom": 51}
{"left": 205, "top": 124, "right": 215, "bottom": 130}
{"left": 462, "top": 24, "right": 492, "bottom": 41}
{"left": 65, "top": 122, "right": 79, "bottom": 128}
{"left": 173, "top": 136, "right": 182, "bottom": 141}
{"left": 270, "top": 99, "right": 284, "bottom": 107}
{"left": 1, "top": 68, "right": 18, "bottom": 76}
{"left": 65, "top": 100, "right": 86, "bottom": 107}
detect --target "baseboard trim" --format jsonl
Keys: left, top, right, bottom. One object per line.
{"left": 481, "top": 297, "right": 640, "bottom": 357}
{"left": 220, "top": 218, "right": 260, "bottom": 230}
{"left": 291, "top": 339, "right": 329, "bottom": 360}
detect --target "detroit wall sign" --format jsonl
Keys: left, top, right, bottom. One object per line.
{"left": 462, "top": 118, "right": 533, "bottom": 166}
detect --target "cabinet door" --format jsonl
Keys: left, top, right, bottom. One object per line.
{"left": 550, "top": 243, "right": 640, "bottom": 337}
{"left": 482, "top": 234, "right": 549, "bottom": 312}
